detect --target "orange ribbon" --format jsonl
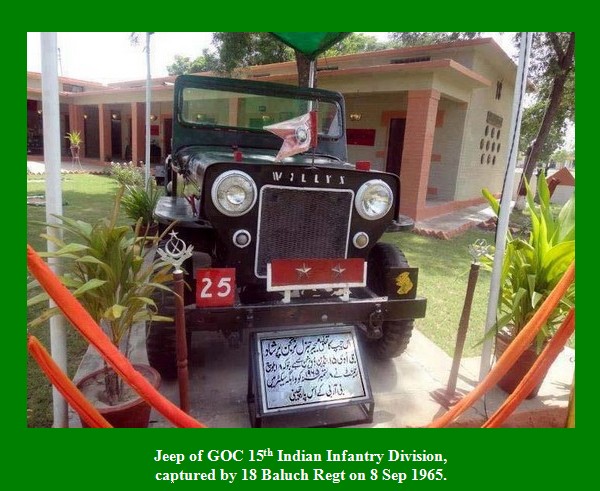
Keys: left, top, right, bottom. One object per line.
{"left": 27, "top": 244, "right": 205, "bottom": 428}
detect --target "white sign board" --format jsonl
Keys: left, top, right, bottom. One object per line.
{"left": 253, "top": 326, "right": 372, "bottom": 415}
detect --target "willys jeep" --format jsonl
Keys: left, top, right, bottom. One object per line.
{"left": 147, "top": 74, "right": 427, "bottom": 378}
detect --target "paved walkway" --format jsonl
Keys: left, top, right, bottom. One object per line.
{"left": 414, "top": 204, "right": 499, "bottom": 239}
{"left": 68, "top": 323, "right": 574, "bottom": 428}
{"left": 27, "top": 159, "right": 109, "bottom": 175}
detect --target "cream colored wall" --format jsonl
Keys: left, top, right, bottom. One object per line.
{"left": 430, "top": 48, "right": 475, "bottom": 69}
{"left": 72, "top": 88, "right": 173, "bottom": 105}
{"left": 428, "top": 99, "right": 468, "bottom": 200}
{"left": 344, "top": 92, "right": 408, "bottom": 171}
{"left": 28, "top": 78, "right": 42, "bottom": 90}
{"left": 319, "top": 71, "right": 436, "bottom": 96}
{"left": 453, "top": 54, "right": 515, "bottom": 201}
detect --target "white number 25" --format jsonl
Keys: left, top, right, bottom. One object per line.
{"left": 199, "top": 277, "right": 232, "bottom": 298}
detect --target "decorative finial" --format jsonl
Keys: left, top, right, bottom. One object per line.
{"left": 157, "top": 231, "right": 193, "bottom": 272}
{"left": 468, "top": 238, "right": 489, "bottom": 264}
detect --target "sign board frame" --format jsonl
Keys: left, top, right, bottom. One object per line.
{"left": 247, "top": 325, "right": 374, "bottom": 428}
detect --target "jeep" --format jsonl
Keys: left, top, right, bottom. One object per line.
{"left": 148, "top": 74, "right": 426, "bottom": 378}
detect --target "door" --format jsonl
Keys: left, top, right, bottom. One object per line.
{"left": 385, "top": 118, "right": 406, "bottom": 176}
{"left": 164, "top": 118, "right": 172, "bottom": 156}
{"left": 111, "top": 113, "right": 122, "bottom": 159}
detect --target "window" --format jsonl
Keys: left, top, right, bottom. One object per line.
{"left": 63, "top": 83, "right": 84, "bottom": 93}
{"left": 495, "top": 81, "right": 503, "bottom": 100}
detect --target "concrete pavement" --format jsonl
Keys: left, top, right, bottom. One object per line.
{"left": 35, "top": 159, "right": 571, "bottom": 428}
{"left": 414, "top": 204, "right": 500, "bottom": 239}
{"left": 27, "top": 159, "right": 109, "bottom": 175}
{"left": 68, "top": 322, "right": 573, "bottom": 428}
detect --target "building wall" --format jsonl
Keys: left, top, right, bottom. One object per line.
{"left": 430, "top": 47, "right": 475, "bottom": 69}
{"left": 28, "top": 78, "right": 42, "bottom": 90}
{"left": 27, "top": 41, "right": 517, "bottom": 210}
{"left": 454, "top": 54, "right": 515, "bottom": 201}
{"left": 344, "top": 92, "right": 408, "bottom": 171}
{"left": 428, "top": 99, "right": 468, "bottom": 200}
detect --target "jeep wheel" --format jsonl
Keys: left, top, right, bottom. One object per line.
{"left": 146, "top": 316, "right": 193, "bottom": 379}
{"left": 146, "top": 285, "right": 192, "bottom": 379}
{"left": 365, "top": 242, "right": 415, "bottom": 359}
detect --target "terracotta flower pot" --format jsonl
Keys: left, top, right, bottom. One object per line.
{"left": 494, "top": 331, "right": 550, "bottom": 399}
{"left": 76, "top": 364, "right": 161, "bottom": 428}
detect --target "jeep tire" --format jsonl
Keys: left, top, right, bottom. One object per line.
{"left": 146, "top": 290, "right": 192, "bottom": 379}
{"left": 365, "top": 242, "right": 415, "bottom": 359}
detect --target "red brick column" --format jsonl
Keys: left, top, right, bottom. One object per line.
{"left": 98, "top": 104, "right": 112, "bottom": 163}
{"left": 131, "top": 102, "right": 145, "bottom": 165}
{"left": 68, "top": 104, "right": 85, "bottom": 157}
{"left": 400, "top": 89, "right": 440, "bottom": 220}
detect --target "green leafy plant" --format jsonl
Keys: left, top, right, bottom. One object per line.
{"left": 28, "top": 188, "right": 174, "bottom": 404}
{"left": 109, "top": 161, "right": 144, "bottom": 188}
{"left": 482, "top": 172, "right": 575, "bottom": 347}
{"left": 65, "top": 131, "right": 82, "bottom": 147}
{"left": 120, "top": 179, "right": 161, "bottom": 227}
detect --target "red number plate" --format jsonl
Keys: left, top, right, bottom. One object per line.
{"left": 267, "top": 258, "right": 366, "bottom": 291}
{"left": 195, "top": 268, "right": 236, "bottom": 307}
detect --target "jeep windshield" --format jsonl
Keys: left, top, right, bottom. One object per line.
{"left": 180, "top": 86, "right": 342, "bottom": 139}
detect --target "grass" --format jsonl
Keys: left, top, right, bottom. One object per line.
{"left": 26, "top": 173, "right": 530, "bottom": 427}
{"left": 384, "top": 229, "right": 494, "bottom": 358}
{"left": 27, "top": 173, "right": 125, "bottom": 427}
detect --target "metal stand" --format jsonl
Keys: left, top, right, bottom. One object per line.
{"left": 72, "top": 154, "right": 82, "bottom": 171}
{"left": 432, "top": 240, "right": 488, "bottom": 407}
{"left": 173, "top": 270, "right": 190, "bottom": 413}
{"left": 158, "top": 232, "right": 194, "bottom": 413}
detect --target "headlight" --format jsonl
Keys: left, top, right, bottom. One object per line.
{"left": 211, "top": 170, "right": 257, "bottom": 217}
{"left": 355, "top": 179, "right": 393, "bottom": 220}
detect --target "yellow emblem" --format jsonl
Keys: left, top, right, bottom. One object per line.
{"left": 395, "top": 272, "right": 413, "bottom": 295}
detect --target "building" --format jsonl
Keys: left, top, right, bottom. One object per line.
{"left": 27, "top": 37, "right": 516, "bottom": 220}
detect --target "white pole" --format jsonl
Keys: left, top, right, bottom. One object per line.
{"left": 40, "top": 32, "right": 68, "bottom": 427}
{"left": 479, "top": 33, "right": 533, "bottom": 379}
{"left": 145, "top": 32, "right": 152, "bottom": 186}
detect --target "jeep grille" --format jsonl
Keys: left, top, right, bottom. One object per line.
{"left": 255, "top": 186, "right": 354, "bottom": 277}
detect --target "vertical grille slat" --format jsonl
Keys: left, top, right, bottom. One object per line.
{"left": 255, "top": 186, "right": 353, "bottom": 277}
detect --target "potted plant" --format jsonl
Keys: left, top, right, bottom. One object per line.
{"left": 481, "top": 172, "right": 575, "bottom": 398}
{"left": 28, "top": 188, "right": 174, "bottom": 427}
{"left": 65, "top": 131, "right": 82, "bottom": 159}
{"left": 109, "top": 162, "right": 161, "bottom": 237}
{"left": 121, "top": 180, "right": 162, "bottom": 237}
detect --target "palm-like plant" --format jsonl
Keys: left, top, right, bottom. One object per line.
{"left": 28, "top": 188, "right": 174, "bottom": 404}
{"left": 65, "top": 131, "right": 82, "bottom": 147}
{"left": 120, "top": 180, "right": 161, "bottom": 227}
{"left": 482, "top": 172, "right": 575, "bottom": 347}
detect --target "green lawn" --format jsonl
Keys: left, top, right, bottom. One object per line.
{"left": 383, "top": 229, "right": 494, "bottom": 357}
{"left": 27, "top": 173, "right": 498, "bottom": 427}
{"left": 27, "top": 173, "right": 124, "bottom": 427}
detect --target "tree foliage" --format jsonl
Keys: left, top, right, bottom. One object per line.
{"left": 322, "top": 33, "right": 389, "bottom": 57}
{"left": 211, "top": 32, "right": 295, "bottom": 73}
{"left": 517, "top": 33, "right": 575, "bottom": 193}
{"left": 167, "top": 52, "right": 219, "bottom": 76}
{"left": 518, "top": 33, "right": 575, "bottom": 159}
{"left": 519, "top": 96, "right": 569, "bottom": 163}
{"left": 388, "top": 32, "right": 481, "bottom": 47}
{"left": 165, "top": 32, "right": 387, "bottom": 85}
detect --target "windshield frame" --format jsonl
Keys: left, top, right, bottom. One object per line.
{"left": 172, "top": 75, "right": 348, "bottom": 161}
{"left": 180, "top": 86, "right": 343, "bottom": 140}
{"left": 175, "top": 75, "right": 345, "bottom": 141}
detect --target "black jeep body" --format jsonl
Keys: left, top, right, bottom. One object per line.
{"left": 148, "top": 75, "right": 426, "bottom": 377}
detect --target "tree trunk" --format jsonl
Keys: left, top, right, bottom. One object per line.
{"left": 295, "top": 51, "right": 315, "bottom": 88}
{"left": 518, "top": 33, "right": 575, "bottom": 196}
